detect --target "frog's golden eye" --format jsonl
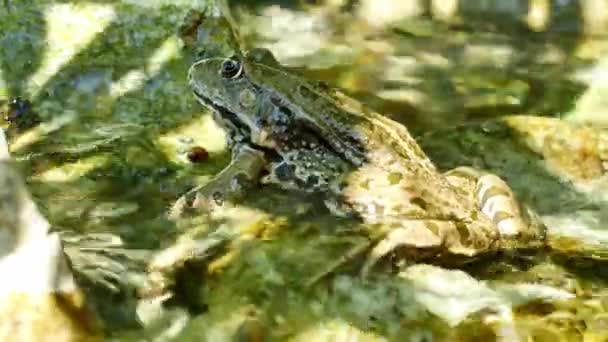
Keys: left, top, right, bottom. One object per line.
{"left": 221, "top": 59, "right": 242, "bottom": 79}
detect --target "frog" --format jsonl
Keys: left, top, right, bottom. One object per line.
{"left": 174, "top": 49, "right": 547, "bottom": 277}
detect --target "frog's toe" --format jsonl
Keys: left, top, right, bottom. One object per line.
{"left": 168, "top": 190, "right": 198, "bottom": 220}
{"left": 169, "top": 175, "right": 248, "bottom": 220}
{"left": 169, "top": 146, "right": 267, "bottom": 219}
{"left": 167, "top": 184, "right": 227, "bottom": 220}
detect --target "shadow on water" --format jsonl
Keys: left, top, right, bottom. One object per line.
{"left": 236, "top": 0, "right": 592, "bottom": 133}
{"left": 0, "top": 1, "right": 46, "bottom": 97}
{"left": 0, "top": 0, "right": 232, "bottom": 331}
{"left": 227, "top": 0, "right": 301, "bottom": 11}
{"left": 0, "top": 1, "right": 214, "bottom": 217}
{"left": 417, "top": 120, "right": 595, "bottom": 216}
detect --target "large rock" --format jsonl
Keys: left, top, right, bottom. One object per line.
{"left": 0, "top": 129, "right": 101, "bottom": 342}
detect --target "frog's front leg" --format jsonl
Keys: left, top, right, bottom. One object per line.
{"left": 169, "top": 144, "right": 267, "bottom": 219}
{"left": 149, "top": 145, "right": 266, "bottom": 308}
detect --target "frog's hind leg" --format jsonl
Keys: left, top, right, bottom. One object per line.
{"left": 443, "top": 166, "right": 543, "bottom": 243}
{"left": 359, "top": 219, "right": 462, "bottom": 278}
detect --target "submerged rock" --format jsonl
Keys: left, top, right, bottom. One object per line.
{"left": 0, "top": 129, "right": 102, "bottom": 341}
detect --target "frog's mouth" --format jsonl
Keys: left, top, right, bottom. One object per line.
{"left": 192, "top": 89, "right": 252, "bottom": 140}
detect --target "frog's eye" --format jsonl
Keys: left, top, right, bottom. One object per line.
{"left": 221, "top": 59, "right": 242, "bottom": 79}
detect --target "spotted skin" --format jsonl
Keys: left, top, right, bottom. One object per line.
{"left": 185, "top": 50, "right": 546, "bottom": 274}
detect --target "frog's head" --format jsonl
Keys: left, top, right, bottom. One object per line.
{"left": 189, "top": 54, "right": 366, "bottom": 165}
{"left": 188, "top": 56, "right": 267, "bottom": 144}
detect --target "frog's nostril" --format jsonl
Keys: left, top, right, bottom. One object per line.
{"left": 187, "top": 66, "right": 198, "bottom": 82}
{"left": 187, "top": 60, "right": 207, "bottom": 80}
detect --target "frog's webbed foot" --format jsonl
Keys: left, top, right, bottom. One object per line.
{"left": 169, "top": 145, "right": 267, "bottom": 219}
{"left": 443, "top": 166, "right": 546, "bottom": 245}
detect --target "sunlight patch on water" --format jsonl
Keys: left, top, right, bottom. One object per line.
{"left": 544, "top": 211, "right": 608, "bottom": 245}
{"left": 26, "top": 3, "right": 115, "bottom": 99}
{"left": 0, "top": 68, "right": 6, "bottom": 98}
{"left": 120, "top": 0, "right": 206, "bottom": 9}
{"left": 581, "top": 0, "right": 608, "bottom": 36}
{"left": 32, "top": 153, "right": 111, "bottom": 183}
{"left": 290, "top": 319, "right": 388, "bottom": 342}
{"left": 109, "top": 36, "right": 181, "bottom": 99}
{"left": 526, "top": 0, "right": 551, "bottom": 32}
{"left": 568, "top": 55, "right": 608, "bottom": 125}
{"left": 0, "top": 129, "right": 8, "bottom": 160}
{"left": 431, "top": 0, "right": 458, "bottom": 21}
{"left": 357, "top": 0, "right": 425, "bottom": 27}
{"left": 108, "top": 70, "right": 146, "bottom": 100}
{"left": 156, "top": 114, "right": 227, "bottom": 164}
{"left": 10, "top": 110, "right": 77, "bottom": 153}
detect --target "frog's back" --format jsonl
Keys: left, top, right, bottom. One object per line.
{"left": 247, "top": 59, "right": 487, "bottom": 218}
{"left": 247, "top": 60, "right": 441, "bottom": 175}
